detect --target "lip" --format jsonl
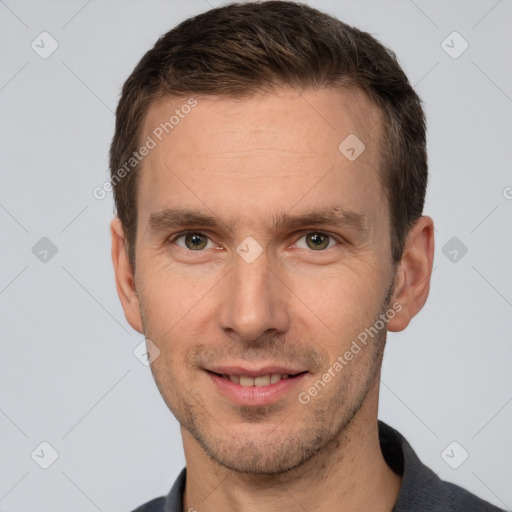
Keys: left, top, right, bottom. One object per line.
{"left": 206, "top": 369, "right": 308, "bottom": 406}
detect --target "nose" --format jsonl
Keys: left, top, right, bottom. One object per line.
{"left": 217, "top": 250, "right": 290, "bottom": 342}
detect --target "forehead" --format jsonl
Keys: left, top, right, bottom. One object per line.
{"left": 142, "top": 86, "right": 381, "bottom": 158}
{"left": 136, "top": 87, "right": 386, "bottom": 230}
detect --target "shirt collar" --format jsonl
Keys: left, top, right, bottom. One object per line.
{"left": 163, "top": 421, "right": 448, "bottom": 512}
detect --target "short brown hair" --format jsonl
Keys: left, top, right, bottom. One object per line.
{"left": 109, "top": 0, "right": 427, "bottom": 269}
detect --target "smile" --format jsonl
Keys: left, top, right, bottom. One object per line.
{"left": 221, "top": 373, "right": 294, "bottom": 386}
{"left": 206, "top": 369, "right": 308, "bottom": 406}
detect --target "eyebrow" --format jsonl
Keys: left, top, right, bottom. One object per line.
{"left": 147, "top": 206, "right": 369, "bottom": 234}
{"left": 271, "top": 209, "right": 368, "bottom": 232}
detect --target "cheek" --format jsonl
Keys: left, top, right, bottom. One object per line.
{"left": 136, "top": 257, "right": 220, "bottom": 330}
{"left": 289, "top": 257, "right": 387, "bottom": 335}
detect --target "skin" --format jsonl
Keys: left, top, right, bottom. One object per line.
{"left": 111, "top": 87, "right": 434, "bottom": 512}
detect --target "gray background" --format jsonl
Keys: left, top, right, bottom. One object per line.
{"left": 1, "top": 0, "right": 511, "bottom": 510}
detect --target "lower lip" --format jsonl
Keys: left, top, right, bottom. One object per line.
{"left": 207, "top": 371, "right": 308, "bottom": 406}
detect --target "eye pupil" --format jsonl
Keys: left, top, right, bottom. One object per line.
{"left": 185, "top": 233, "right": 207, "bottom": 250}
{"left": 306, "top": 233, "right": 329, "bottom": 250}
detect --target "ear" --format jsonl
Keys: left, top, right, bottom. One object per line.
{"left": 387, "top": 216, "right": 435, "bottom": 332}
{"left": 110, "top": 217, "right": 143, "bottom": 334}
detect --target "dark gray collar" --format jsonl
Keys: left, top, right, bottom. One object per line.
{"left": 159, "top": 421, "right": 503, "bottom": 512}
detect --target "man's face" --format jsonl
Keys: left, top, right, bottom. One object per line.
{"left": 130, "top": 87, "right": 396, "bottom": 473}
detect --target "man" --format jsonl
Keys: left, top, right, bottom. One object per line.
{"left": 109, "top": 1, "right": 503, "bottom": 511}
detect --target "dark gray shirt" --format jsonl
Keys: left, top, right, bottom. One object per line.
{"left": 132, "top": 421, "right": 505, "bottom": 511}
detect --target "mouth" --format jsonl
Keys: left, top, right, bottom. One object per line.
{"left": 208, "top": 371, "right": 306, "bottom": 387}
{"left": 205, "top": 366, "right": 309, "bottom": 406}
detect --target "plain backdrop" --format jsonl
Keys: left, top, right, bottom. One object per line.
{"left": 1, "top": 0, "right": 511, "bottom": 510}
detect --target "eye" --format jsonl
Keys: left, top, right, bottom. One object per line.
{"left": 173, "top": 232, "right": 215, "bottom": 251}
{"left": 294, "top": 232, "right": 338, "bottom": 251}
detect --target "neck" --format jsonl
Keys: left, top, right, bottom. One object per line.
{"left": 182, "top": 383, "right": 401, "bottom": 512}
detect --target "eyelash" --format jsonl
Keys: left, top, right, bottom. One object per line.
{"left": 166, "top": 230, "right": 343, "bottom": 251}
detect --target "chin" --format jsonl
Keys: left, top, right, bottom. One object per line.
{"left": 206, "top": 444, "right": 314, "bottom": 475}
{"left": 190, "top": 420, "right": 328, "bottom": 475}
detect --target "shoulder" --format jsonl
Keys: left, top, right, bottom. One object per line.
{"left": 378, "top": 421, "right": 505, "bottom": 512}
{"left": 129, "top": 467, "right": 186, "bottom": 512}
{"left": 397, "top": 476, "right": 505, "bottom": 511}
{"left": 443, "top": 480, "right": 505, "bottom": 511}
{"left": 130, "top": 496, "right": 166, "bottom": 512}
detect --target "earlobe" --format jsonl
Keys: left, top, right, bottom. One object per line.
{"left": 110, "top": 217, "right": 144, "bottom": 333}
{"left": 387, "top": 216, "right": 435, "bottom": 333}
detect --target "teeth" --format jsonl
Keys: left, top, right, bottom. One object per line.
{"left": 239, "top": 376, "right": 254, "bottom": 386}
{"left": 254, "top": 375, "right": 270, "bottom": 386}
{"left": 224, "top": 373, "right": 291, "bottom": 386}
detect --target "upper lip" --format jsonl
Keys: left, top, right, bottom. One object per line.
{"left": 206, "top": 365, "right": 307, "bottom": 377}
